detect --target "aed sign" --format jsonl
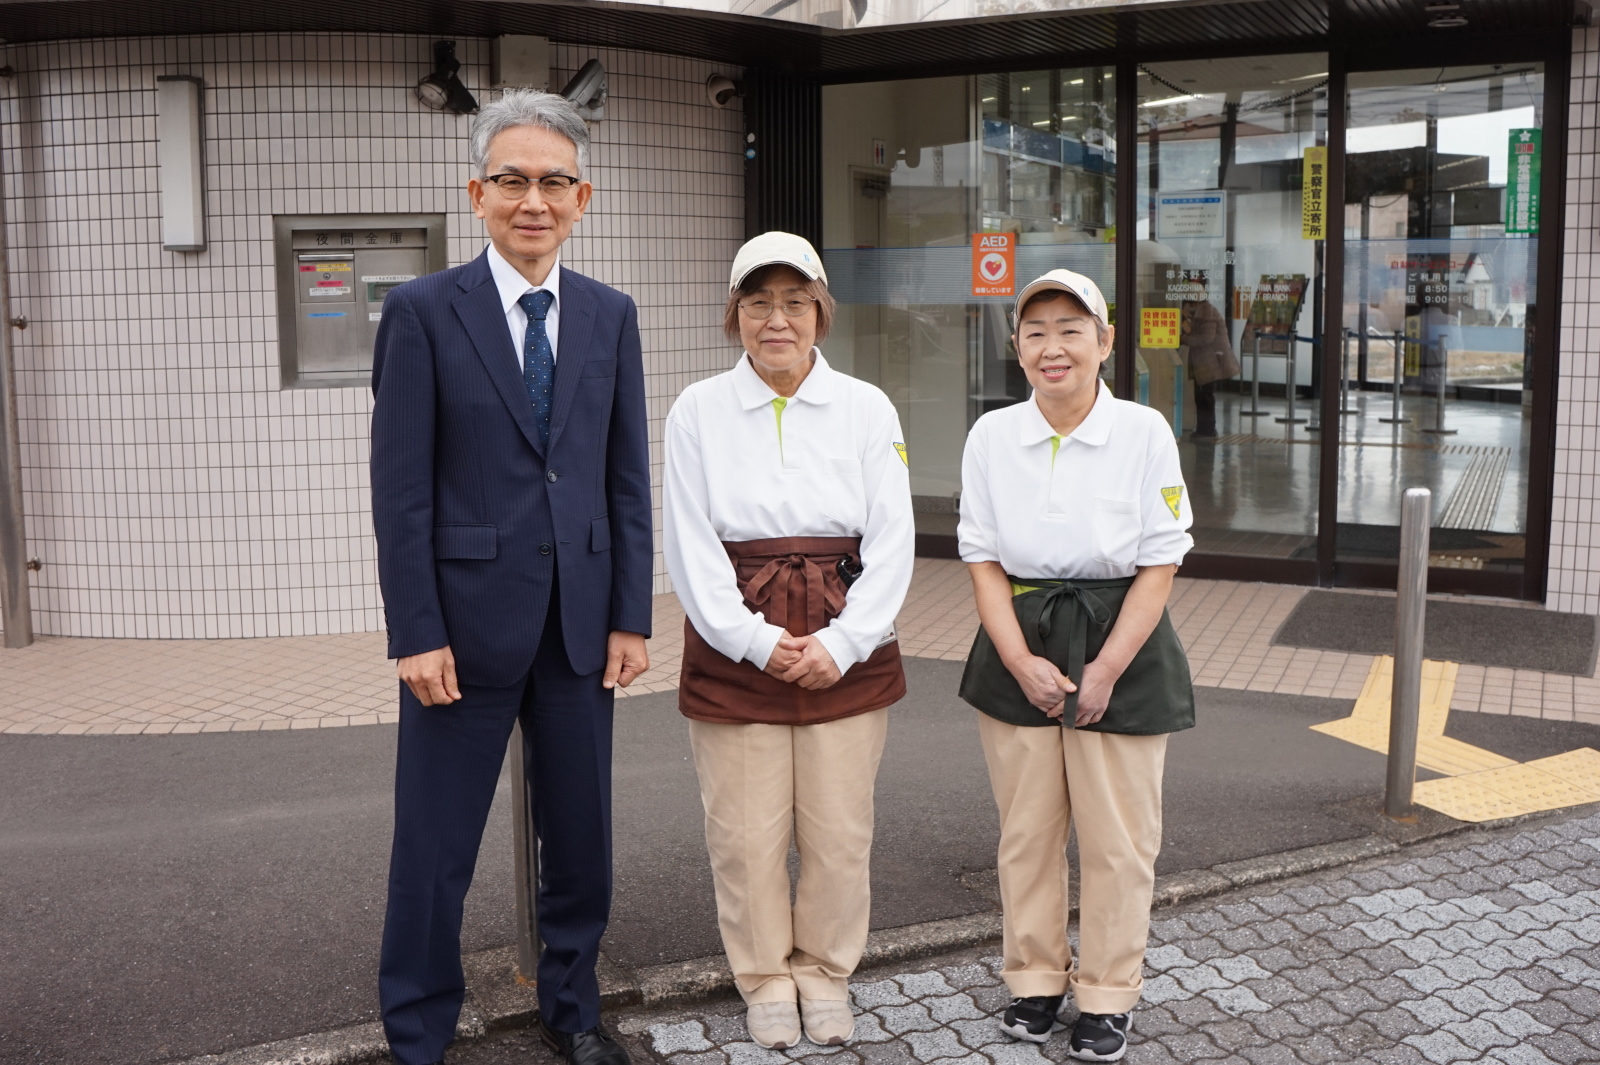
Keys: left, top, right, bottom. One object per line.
{"left": 972, "top": 232, "right": 1015, "bottom": 296}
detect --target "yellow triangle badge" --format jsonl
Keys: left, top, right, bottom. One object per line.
{"left": 1161, "top": 486, "right": 1183, "bottom": 519}
{"left": 893, "top": 442, "right": 909, "bottom": 467}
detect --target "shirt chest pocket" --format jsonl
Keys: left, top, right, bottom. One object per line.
{"left": 1091, "top": 497, "right": 1142, "bottom": 567}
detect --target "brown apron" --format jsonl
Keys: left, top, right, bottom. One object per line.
{"left": 678, "top": 535, "right": 907, "bottom": 725}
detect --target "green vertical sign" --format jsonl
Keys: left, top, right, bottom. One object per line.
{"left": 1507, "top": 128, "right": 1541, "bottom": 235}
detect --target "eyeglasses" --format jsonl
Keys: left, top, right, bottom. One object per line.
{"left": 737, "top": 297, "right": 818, "bottom": 320}
{"left": 483, "top": 173, "right": 582, "bottom": 200}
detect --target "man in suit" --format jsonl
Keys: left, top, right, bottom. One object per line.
{"left": 370, "top": 89, "right": 652, "bottom": 1065}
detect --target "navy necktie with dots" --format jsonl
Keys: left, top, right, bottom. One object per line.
{"left": 518, "top": 290, "right": 556, "bottom": 447}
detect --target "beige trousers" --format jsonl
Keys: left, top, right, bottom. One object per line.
{"left": 978, "top": 713, "right": 1168, "bottom": 1015}
{"left": 688, "top": 709, "right": 889, "bottom": 1005}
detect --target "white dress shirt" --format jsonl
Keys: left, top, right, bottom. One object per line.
{"left": 486, "top": 242, "right": 561, "bottom": 366}
{"left": 958, "top": 381, "right": 1193, "bottom": 579}
{"left": 664, "top": 352, "right": 916, "bottom": 675}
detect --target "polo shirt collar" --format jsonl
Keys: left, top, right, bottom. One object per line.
{"left": 732, "top": 349, "right": 835, "bottom": 410}
{"left": 486, "top": 242, "right": 560, "bottom": 317}
{"left": 1019, "top": 380, "right": 1114, "bottom": 447}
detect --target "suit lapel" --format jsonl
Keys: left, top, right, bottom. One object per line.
{"left": 547, "top": 267, "right": 596, "bottom": 455}
{"left": 453, "top": 255, "right": 544, "bottom": 457}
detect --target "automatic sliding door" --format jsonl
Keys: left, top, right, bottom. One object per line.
{"left": 1340, "top": 66, "right": 1543, "bottom": 580}
{"left": 1133, "top": 55, "right": 1329, "bottom": 564}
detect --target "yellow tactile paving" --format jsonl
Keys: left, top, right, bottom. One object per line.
{"left": 1415, "top": 755, "right": 1600, "bottom": 822}
{"left": 1314, "top": 657, "right": 1600, "bottom": 822}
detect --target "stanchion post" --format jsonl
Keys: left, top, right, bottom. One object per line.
{"left": 1385, "top": 487, "right": 1430, "bottom": 822}
{"left": 1276, "top": 335, "right": 1308, "bottom": 425}
{"left": 510, "top": 722, "right": 541, "bottom": 983}
{"left": 1380, "top": 329, "right": 1408, "bottom": 425}
{"left": 1242, "top": 332, "right": 1268, "bottom": 418}
{"left": 1421, "top": 337, "right": 1457, "bottom": 436}
{"left": 1339, "top": 329, "right": 1358, "bottom": 415}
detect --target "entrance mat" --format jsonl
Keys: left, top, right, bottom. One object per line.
{"left": 1273, "top": 589, "right": 1598, "bottom": 675}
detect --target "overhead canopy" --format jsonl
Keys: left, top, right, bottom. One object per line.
{"left": 0, "top": 0, "right": 1578, "bottom": 80}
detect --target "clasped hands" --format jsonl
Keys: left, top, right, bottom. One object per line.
{"left": 397, "top": 630, "right": 650, "bottom": 706}
{"left": 1007, "top": 652, "right": 1119, "bottom": 727}
{"left": 763, "top": 631, "right": 841, "bottom": 690}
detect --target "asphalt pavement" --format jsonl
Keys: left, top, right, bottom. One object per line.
{"left": 3, "top": 658, "right": 1597, "bottom": 1065}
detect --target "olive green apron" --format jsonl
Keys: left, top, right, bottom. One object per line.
{"left": 959, "top": 575, "right": 1195, "bottom": 735}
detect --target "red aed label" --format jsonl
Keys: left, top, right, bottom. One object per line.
{"left": 972, "top": 233, "right": 1015, "bottom": 297}
{"left": 316, "top": 280, "right": 346, "bottom": 287}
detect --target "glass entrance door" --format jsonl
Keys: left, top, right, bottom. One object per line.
{"left": 1340, "top": 65, "right": 1544, "bottom": 581}
{"left": 1133, "top": 54, "right": 1330, "bottom": 564}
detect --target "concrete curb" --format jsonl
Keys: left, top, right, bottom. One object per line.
{"left": 167, "top": 801, "right": 1585, "bottom": 1065}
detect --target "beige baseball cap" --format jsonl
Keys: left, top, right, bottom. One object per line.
{"left": 1013, "top": 268, "right": 1110, "bottom": 329}
{"left": 730, "top": 231, "right": 828, "bottom": 292}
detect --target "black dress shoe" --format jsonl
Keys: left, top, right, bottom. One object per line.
{"left": 538, "top": 1018, "right": 631, "bottom": 1065}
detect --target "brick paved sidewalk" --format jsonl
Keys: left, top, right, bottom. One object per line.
{"left": 4, "top": 560, "right": 1599, "bottom": 735}
{"left": 625, "top": 809, "right": 1600, "bottom": 1065}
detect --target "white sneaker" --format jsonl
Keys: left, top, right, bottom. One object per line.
{"left": 800, "top": 998, "right": 856, "bottom": 1046}
{"left": 747, "top": 1001, "right": 802, "bottom": 1050}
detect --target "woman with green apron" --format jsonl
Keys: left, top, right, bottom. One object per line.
{"left": 957, "top": 269, "right": 1194, "bottom": 1063}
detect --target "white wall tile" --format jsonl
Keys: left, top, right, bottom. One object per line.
{"left": 1, "top": 32, "right": 743, "bottom": 638}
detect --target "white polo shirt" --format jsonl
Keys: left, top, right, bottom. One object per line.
{"left": 663, "top": 352, "right": 915, "bottom": 674}
{"left": 958, "top": 381, "right": 1193, "bottom": 579}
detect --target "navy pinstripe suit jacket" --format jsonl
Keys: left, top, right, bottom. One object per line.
{"left": 370, "top": 251, "right": 654, "bottom": 687}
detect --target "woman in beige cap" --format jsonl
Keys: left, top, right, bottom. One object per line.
{"left": 957, "top": 269, "right": 1195, "bottom": 1062}
{"left": 662, "top": 231, "right": 915, "bottom": 1050}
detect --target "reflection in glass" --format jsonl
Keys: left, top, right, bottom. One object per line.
{"left": 1134, "top": 55, "right": 1329, "bottom": 561}
{"left": 1340, "top": 66, "right": 1543, "bottom": 575}
{"left": 822, "top": 69, "right": 1115, "bottom": 541}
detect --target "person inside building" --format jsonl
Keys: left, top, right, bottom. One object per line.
{"left": 662, "top": 232, "right": 915, "bottom": 1052}
{"left": 1179, "top": 276, "right": 1239, "bottom": 440}
{"left": 956, "top": 269, "right": 1196, "bottom": 1062}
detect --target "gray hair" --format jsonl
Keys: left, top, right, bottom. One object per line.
{"left": 470, "top": 89, "right": 591, "bottom": 179}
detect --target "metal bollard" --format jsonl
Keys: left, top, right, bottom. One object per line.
{"left": 1275, "top": 335, "right": 1308, "bottom": 425}
{"left": 510, "top": 722, "right": 542, "bottom": 982}
{"left": 1385, "top": 487, "right": 1431, "bottom": 821}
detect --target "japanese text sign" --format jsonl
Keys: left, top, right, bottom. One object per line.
{"left": 1140, "top": 307, "right": 1180, "bottom": 349}
{"left": 1301, "top": 146, "right": 1327, "bottom": 240}
{"left": 1507, "top": 129, "right": 1541, "bottom": 235}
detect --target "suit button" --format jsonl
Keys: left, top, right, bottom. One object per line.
{"left": 547, "top": 470, "right": 559, "bottom": 482}
{"left": 540, "top": 543, "right": 553, "bottom": 556}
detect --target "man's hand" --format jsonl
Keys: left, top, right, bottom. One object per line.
{"left": 1006, "top": 654, "right": 1076, "bottom": 719}
{"left": 398, "top": 646, "right": 461, "bottom": 706}
{"left": 777, "top": 634, "right": 842, "bottom": 691}
{"left": 1073, "top": 659, "right": 1119, "bottom": 727}
{"left": 763, "top": 631, "right": 805, "bottom": 679}
{"left": 604, "top": 631, "right": 650, "bottom": 689}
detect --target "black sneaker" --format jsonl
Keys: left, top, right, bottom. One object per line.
{"left": 998, "top": 995, "right": 1063, "bottom": 1043}
{"left": 1068, "top": 1012, "right": 1130, "bottom": 1061}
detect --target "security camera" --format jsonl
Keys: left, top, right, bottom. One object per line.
{"left": 706, "top": 74, "right": 742, "bottom": 108}
{"left": 561, "top": 59, "right": 607, "bottom": 121}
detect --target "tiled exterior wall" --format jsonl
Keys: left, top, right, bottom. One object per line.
{"left": 0, "top": 33, "right": 743, "bottom": 638}
{"left": 1550, "top": 26, "right": 1600, "bottom": 613}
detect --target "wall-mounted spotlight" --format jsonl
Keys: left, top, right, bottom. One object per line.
{"left": 416, "top": 41, "right": 478, "bottom": 115}
{"left": 561, "top": 59, "right": 608, "bottom": 121}
{"left": 706, "top": 74, "right": 742, "bottom": 108}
